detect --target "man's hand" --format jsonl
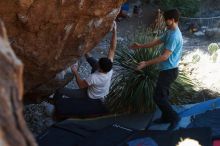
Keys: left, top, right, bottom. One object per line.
{"left": 71, "top": 65, "right": 78, "bottom": 75}
{"left": 130, "top": 39, "right": 163, "bottom": 50}
{"left": 113, "top": 21, "right": 117, "bottom": 32}
{"left": 71, "top": 65, "right": 89, "bottom": 89}
{"left": 136, "top": 61, "right": 148, "bottom": 70}
{"left": 130, "top": 42, "right": 141, "bottom": 49}
{"left": 111, "top": 21, "right": 117, "bottom": 32}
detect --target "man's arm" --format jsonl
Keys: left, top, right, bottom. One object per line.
{"left": 136, "top": 49, "right": 172, "bottom": 70}
{"left": 130, "top": 39, "right": 163, "bottom": 50}
{"left": 71, "top": 66, "right": 89, "bottom": 89}
{"left": 107, "top": 21, "right": 117, "bottom": 62}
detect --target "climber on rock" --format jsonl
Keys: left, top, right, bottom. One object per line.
{"left": 53, "top": 21, "right": 117, "bottom": 118}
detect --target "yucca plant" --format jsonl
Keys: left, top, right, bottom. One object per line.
{"left": 106, "top": 22, "right": 196, "bottom": 113}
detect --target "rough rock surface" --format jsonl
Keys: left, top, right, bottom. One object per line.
{"left": 24, "top": 101, "right": 55, "bottom": 137}
{"left": 0, "top": 0, "right": 125, "bottom": 100}
{"left": 0, "top": 20, "right": 36, "bottom": 146}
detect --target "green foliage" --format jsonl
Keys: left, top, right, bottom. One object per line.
{"left": 192, "top": 54, "right": 201, "bottom": 64}
{"left": 159, "top": 0, "right": 200, "bottom": 17}
{"left": 106, "top": 28, "right": 196, "bottom": 113}
{"left": 211, "top": 53, "right": 218, "bottom": 63}
{"left": 106, "top": 45, "right": 158, "bottom": 113}
{"left": 208, "top": 43, "right": 219, "bottom": 55}
{"left": 208, "top": 43, "right": 219, "bottom": 63}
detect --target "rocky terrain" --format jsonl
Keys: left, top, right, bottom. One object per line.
{"left": 0, "top": 0, "right": 126, "bottom": 143}
{"left": 1, "top": 0, "right": 220, "bottom": 140}
{"left": 0, "top": 0, "right": 125, "bottom": 101}
{"left": 23, "top": 1, "right": 220, "bottom": 136}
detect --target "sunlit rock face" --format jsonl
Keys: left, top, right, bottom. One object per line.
{"left": 0, "top": 0, "right": 124, "bottom": 100}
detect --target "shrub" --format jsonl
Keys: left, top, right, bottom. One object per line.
{"left": 158, "top": 0, "right": 200, "bottom": 17}
{"left": 192, "top": 54, "right": 201, "bottom": 64}
{"left": 208, "top": 43, "right": 219, "bottom": 55}
{"left": 208, "top": 43, "right": 219, "bottom": 63}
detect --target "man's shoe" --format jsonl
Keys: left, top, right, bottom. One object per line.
{"left": 153, "top": 118, "right": 170, "bottom": 124}
{"left": 167, "top": 117, "right": 180, "bottom": 131}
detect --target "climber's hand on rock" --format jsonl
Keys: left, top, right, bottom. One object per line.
{"left": 110, "top": 21, "right": 117, "bottom": 32}
{"left": 71, "top": 65, "right": 78, "bottom": 75}
{"left": 112, "top": 21, "right": 117, "bottom": 32}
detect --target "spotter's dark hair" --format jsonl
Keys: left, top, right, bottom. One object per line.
{"left": 163, "top": 9, "right": 180, "bottom": 22}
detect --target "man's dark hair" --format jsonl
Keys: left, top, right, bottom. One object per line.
{"left": 98, "top": 57, "right": 113, "bottom": 73}
{"left": 163, "top": 9, "right": 180, "bottom": 22}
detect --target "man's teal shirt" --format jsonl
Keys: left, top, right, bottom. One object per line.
{"left": 159, "top": 26, "right": 183, "bottom": 71}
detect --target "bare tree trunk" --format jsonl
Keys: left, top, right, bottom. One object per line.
{"left": 0, "top": 20, "right": 37, "bottom": 146}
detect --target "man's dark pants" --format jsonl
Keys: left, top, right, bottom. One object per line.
{"left": 153, "top": 68, "right": 179, "bottom": 122}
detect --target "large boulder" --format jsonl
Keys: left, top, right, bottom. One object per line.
{"left": 0, "top": 20, "right": 37, "bottom": 146}
{"left": 0, "top": 0, "right": 124, "bottom": 101}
